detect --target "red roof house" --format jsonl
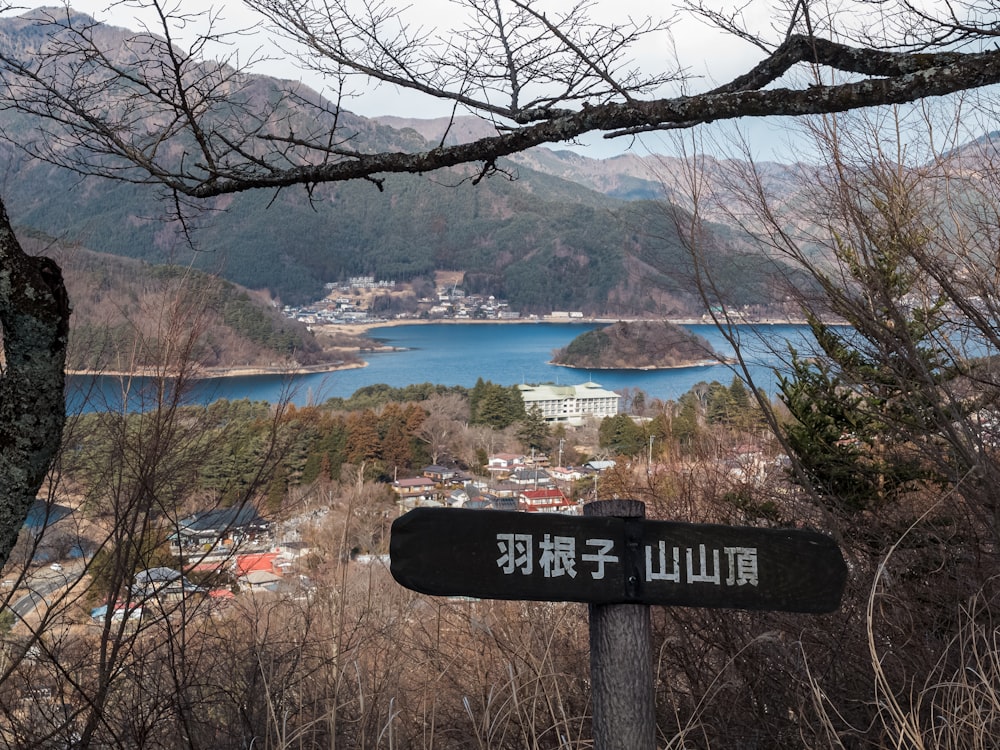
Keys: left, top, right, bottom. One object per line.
{"left": 518, "top": 488, "right": 575, "bottom": 512}
{"left": 234, "top": 552, "right": 281, "bottom": 578}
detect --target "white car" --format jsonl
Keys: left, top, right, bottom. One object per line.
{"left": 49, "top": 563, "right": 62, "bottom": 572}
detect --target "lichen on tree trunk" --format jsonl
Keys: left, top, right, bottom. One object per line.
{"left": 0, "top": 198, "right": 69, "bottom": 566}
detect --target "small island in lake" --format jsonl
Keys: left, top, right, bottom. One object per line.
{"left": 551, "top": 320, "right": 720, "bottom": 370}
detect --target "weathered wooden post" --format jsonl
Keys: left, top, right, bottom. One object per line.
{"left": 585, "top": 499, "right": 655, "bottom": 750}
{"left": 389, "top": 504, "right": 847, "bottom": 750}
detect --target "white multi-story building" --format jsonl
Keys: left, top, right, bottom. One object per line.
{"left": 518, "top": 382, "right": 620, "bottom": 425}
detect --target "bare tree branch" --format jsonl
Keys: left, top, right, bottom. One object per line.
{"left": 0, "top": 3, "right": 993, "bottom": 200}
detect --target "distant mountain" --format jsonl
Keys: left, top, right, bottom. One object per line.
{"left": 0, "top": 10, "right": 805, "bottom": 318}
{"left": 375, "top": 115, "right": 806, "bottom": 210}
{"left": 941, "top": 131, "right": 1000, "bottom": 171}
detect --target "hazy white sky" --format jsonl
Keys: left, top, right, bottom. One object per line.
{"left": 42, "top": 1, "right": 796, "bottom": 158}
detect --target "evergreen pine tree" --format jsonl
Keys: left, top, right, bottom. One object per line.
{"left": 517, "top": 405, "right": 550, "bottom": 452}
{"left": 776, "top": 231, "right": 948, "bottom": 512}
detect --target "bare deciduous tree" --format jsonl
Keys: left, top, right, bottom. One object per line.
{"left": 416, "top": 393, "right": 468, "bottom": 465}
{"left": 661, "top": 105, "right": 1000, "bottom": 742}
{"left": 680, "top": 105, "right": 1000, "bottom": 533}
{"left": 1, "top": 0, "right": 1000, "bottom": 560}
{"left": 0, "top": 268, "right": 306, "bottom": 748}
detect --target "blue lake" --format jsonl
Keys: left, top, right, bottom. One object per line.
{"left": 67, "top": 322, "right": 809, "bottom": 411}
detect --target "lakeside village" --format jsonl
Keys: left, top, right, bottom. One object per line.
{"left": 282, "top": 276, "right": 586, "bottom": 326}
{"left": 280, "top": 275, "right": 798, "bottom": 326}
{"left": 33, "top": 439, "right": 627, "bottom": 626}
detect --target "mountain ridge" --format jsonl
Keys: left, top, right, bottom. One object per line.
{"left": 0, "top": 10, "right": 810, "bottom": 318}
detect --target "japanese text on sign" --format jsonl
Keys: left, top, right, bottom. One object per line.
{"left": 496, "top": 533, "right": 758, "bottom": 587}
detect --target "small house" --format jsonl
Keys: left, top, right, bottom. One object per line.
{"left": 132, "top": 567, "right": 202, "bottom": 603}
{"left": 519, "top": 488, "right": 575, "bottom": 513}
{"left": 548, "top": 466, "right": 585, "bottom": 483}
{"left": 392, "top": 477, "right": 439, "bottom": 501}
{"left": 487, "top": 453, "right": 526, "bottom": 477}
{"left": 422, "top": 465, "right": 456, "bottom": 483}
{"left": 234, "top": 552, "right": 282, "bottom": 578}
{"left": 173, "top": 505, "right": 270, "bottom": 551}
{"left": 238, "top": 570, "right": 282, "bottom": 593}
{"left": 508, "top": 468, "right": 553, "bottom": 487}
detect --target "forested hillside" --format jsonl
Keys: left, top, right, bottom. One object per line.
{"left": 1, "top": 140, "right": 790, "bottom": 315}
{"left": 22, "top": 232, "right": 342, "bottom": 372}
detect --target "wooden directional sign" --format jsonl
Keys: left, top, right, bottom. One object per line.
{"left": 390, "top": 507, "right": 847, "bottom": 613}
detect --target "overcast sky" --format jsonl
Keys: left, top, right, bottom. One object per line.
{"left": 44, "top": 1, "right": 799, "bottom": 159}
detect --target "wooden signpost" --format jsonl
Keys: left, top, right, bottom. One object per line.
{"left": 391, "top": 505, "right": 846, "bottom": 613}
{"left": 390, "top": 501, "right": 848, "bottom": 750}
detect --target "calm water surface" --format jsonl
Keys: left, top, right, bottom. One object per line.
{"left": 68, "top": 322, "right": 809, "bottom": 411}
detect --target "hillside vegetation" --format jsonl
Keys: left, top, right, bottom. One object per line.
{"left": 24, "top": 234, "right": 353, "bottom": 372}
{"left": 19, "top": 368, "right": 988, "bottom": 749}
{"left": 4, "top": 149, "right": 793, "bottom": 316}
{"left": 551, "top": 320, "right": 720, "bottom": 369}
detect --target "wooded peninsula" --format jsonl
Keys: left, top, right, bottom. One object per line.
{"left": 551, "top": 320, "right": 721, "bottom": 370}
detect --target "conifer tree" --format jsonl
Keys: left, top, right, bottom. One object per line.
{"left": 380, "top": 415, "right": 413, "bottom": 472}
{"left": 517, "top": 405, "right": 551, "bottom": 452}
{"left": 776, "top": 234, "right": 946, "bottom": 511}
{"left": 599, "top": 413, "right": 646, "bottom": 456}
{"left": 470, "top": 381, "right": 525, "bottom": 429}
{"left": 671, "top": 392, "right": 701, "bottom": 448}
{"left": 345, "top": 409, "right": 381, "bottom": 464}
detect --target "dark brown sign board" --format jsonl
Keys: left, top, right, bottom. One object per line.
{"left": 391, "top": 507, "right": 847, "bottom": 613}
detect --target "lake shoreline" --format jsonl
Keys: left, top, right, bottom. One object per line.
{"left": 68, "top": 317, "right": 805, "bottom": 381}
{"left": 66, "top": 360, "right": 369, "bottom": 381}
{"left": 549, "top": 358, "right": 727, "bottom": 371}
{"left": 69, "top": 321, "right": 807, "bottom": 409}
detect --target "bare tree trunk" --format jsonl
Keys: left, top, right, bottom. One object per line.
{"left": 0, "top": 198, "right": 69, "bottom": 565}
